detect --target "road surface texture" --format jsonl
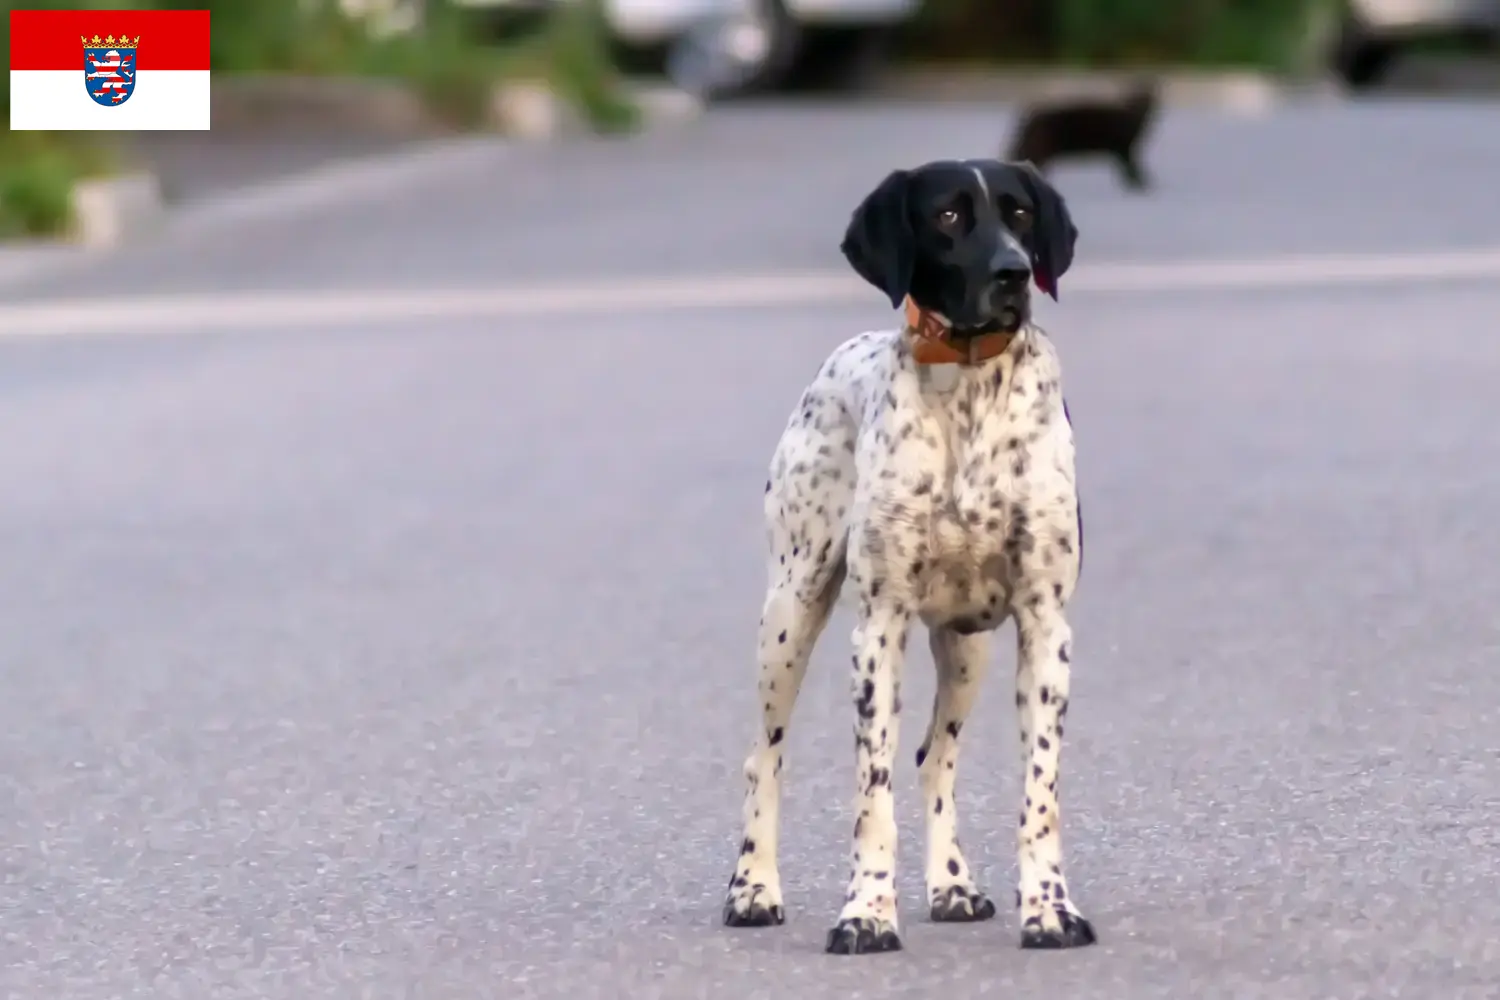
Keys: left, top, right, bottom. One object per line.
{"left": 2, "top": 97, "right": 1500, "bottom": 999}
{"left": 8, "top": 96, "right": 1500, "bottom": 300}
{"left": 125, "top": 127, "right": 430, "bottom": 206}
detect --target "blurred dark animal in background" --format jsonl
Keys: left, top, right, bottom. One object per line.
{"left": 1005, "top": 79, "right": 1160, "bottom": 192}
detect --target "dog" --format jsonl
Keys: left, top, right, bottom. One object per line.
{"left": 1005, "top": 78, "right": 1158, "bottom": 191}
{"left": 721, "top": 158, "right": 1095, "bottom": 955}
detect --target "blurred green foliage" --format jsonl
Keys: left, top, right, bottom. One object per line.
{"left": 0, "top": 131, "right": 116, "bottom": 238}
{"left": 146, "top": 0, "right": 637, "bottom": 130}
{"left": 1, "top": 0, "right": 636, "bottom": 128}
{"left": 0, "top": 0, "right": 124, "bottom": 235}
{"left": 535, "top": 0, "right": 640, "bottom": 133}
{"left": 903, "top": 0, "right": 1319, "bottom": 69}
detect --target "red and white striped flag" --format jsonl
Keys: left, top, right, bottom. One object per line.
{"left": 9, "top": 8, "right": 210, "bottom": 130}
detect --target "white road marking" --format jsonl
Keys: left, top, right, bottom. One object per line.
{"left": 3, "top": 246, "right": 1500, "bottom": 339}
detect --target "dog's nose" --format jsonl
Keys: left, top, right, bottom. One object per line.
{"left": 992, "top": 266, "right": 1031, "bottom": 294}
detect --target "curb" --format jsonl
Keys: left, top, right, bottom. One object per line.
{"left": 211, "top": 75, "right": 449, "bottom": 136}
{"left": 0, "top": 138, "right": 499, "bottom": 289}
{"left": 485, "top": 78, "right": 704, "bottom": 141}
{"left": 0, "top": 174, "right": 163, "bottom": 287}
{"left": 70, "top": 172, "right": 165, "bottom": 250}
{"left": 870, "top": 67, "right": 1343, "bottom": 112}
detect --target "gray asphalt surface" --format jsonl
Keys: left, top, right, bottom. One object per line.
{"left": 125, "top": 127, "right": 427, "bottom": 205}
{"left": 9, "top": 96, "right": 1500, "bottom": 301}
{"left": 4, "top": 97, "right": 1500, "bottom": 999}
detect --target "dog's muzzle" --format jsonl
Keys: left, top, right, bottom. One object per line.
{"left": 982, "top": 270, "right": 1031, "bottom": 332}
{"left": 981, "top": 241, "right": 1033, "bottom": 332}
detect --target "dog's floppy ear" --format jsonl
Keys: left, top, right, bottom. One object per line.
{"left": 840, "top": 169, "right": 915, "bottom": 310}
{"left": 1014, "top": 160, "right": 1078, "bottom": 300}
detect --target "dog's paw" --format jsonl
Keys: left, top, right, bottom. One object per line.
{"left": 1019, "top": 905, "right": 1097, "bottom": 950}
{"left": 722, "top": 879, "right": 784, "bottom": 928}
{"left": 929, "top": 884, "right": 997, "bottom": 923}
{"left": 825, "top": 916, "right": 902, "bottom": 955}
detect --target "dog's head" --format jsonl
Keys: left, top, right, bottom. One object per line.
{"left": 839, "top": 159, "right": 1078, "bottom": 334}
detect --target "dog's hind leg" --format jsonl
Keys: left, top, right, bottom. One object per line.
{"left": 919, "top": 627, "right": 998, "bottom": 923}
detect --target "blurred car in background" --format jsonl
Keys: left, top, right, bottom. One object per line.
{"left": 453, "top": 0, "right": 919, "bottom": 98}
{"left": 1331, "top": 0, "right": 1500, "bottom": 86}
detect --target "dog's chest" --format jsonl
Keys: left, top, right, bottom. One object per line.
{"left": 858, "top": 349, "right": 1076, "bottom": 627}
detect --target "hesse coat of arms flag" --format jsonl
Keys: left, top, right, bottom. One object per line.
{"left": 9, "top": 9, "right": 210, "bottom": 130}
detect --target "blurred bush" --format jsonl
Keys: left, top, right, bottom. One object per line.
{"left": 902, "top": 0, "right": 1318, "bottom": 70}
{"left": 0, "top": 0, "right": 124, "bottom": 235}
{"left": 151, "top": 0, "right": 637, "bottom": 130}
{"left": 534, "top": 0, "right": 641, "bottom": 133}
{"left": 0, "top": 133, "right": 115, "bottom": 238}
{"left": 0, "top": 0, "right": 635, "bottom": 131}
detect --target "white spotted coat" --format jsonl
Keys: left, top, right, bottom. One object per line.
{"left": 724, "top": 321, "right": 1092, "bottom": 952}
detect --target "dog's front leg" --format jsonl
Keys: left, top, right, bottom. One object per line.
{"left": 825, "top": 599, "right": 911, "bottom": 956}
{"left": 1013, "top": 595, "right": 1096, "bottom": 949}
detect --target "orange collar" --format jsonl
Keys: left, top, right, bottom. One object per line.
{"left": 903, "top": 297, "right": 1016, "bottom": 365}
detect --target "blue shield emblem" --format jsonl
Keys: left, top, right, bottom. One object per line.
{"left": 83, "top": 38, "right": 138, "bottom": 108}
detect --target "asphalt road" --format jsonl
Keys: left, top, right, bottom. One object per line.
{"left": 126, "top": 128, "right": 429, "bottom": 205}
{"left": 3, "top": 97, "right": 1500, "bottom": 999}
{"left": 9, "top": 95, "right": 1500, "bottom": 301}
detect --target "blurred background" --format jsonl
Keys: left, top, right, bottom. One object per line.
{"left": 4, "top": 2, "right": 1500, "bottom": 999}
{"left": 4, "top": 0, "right": 1500, "bottom": 232}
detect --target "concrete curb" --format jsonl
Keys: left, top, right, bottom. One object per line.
{"left": 211, "top": 75, "right": 449, "bottom": 136}
{"left": 0, "top": 138, "right": 499, "bottom": 290}
{"left": 0, "top": 173, "right": 163, "bottom": 288}
{"left": 870, "top": 67, "right": 1343, "bottom": 112}
{"left": 487, "top": 78, "right": 704, "bottom": 140}
{"left": 69, "top": 173, "right": 166, "bottom": 251}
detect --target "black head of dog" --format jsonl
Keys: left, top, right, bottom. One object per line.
{"left": 840, "top": 159, "right": 1078, "bottom": 335}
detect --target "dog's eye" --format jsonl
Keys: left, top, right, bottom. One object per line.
{"left": 1010, "top": 206, "right": 1033, "bottom": 229}
{"left": 937, "top": 208, "right": 960, "bottom": 227}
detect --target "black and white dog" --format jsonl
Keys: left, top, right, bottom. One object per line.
{"left": 722, "top": 159, "right": 1096, "bottom": 955}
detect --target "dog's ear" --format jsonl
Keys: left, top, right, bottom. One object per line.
{"left": 1014, "top": 160, "right": 1077, "bottom": 300}
{"left": 840, "top": 170, "right": 915, "bottom": 310}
